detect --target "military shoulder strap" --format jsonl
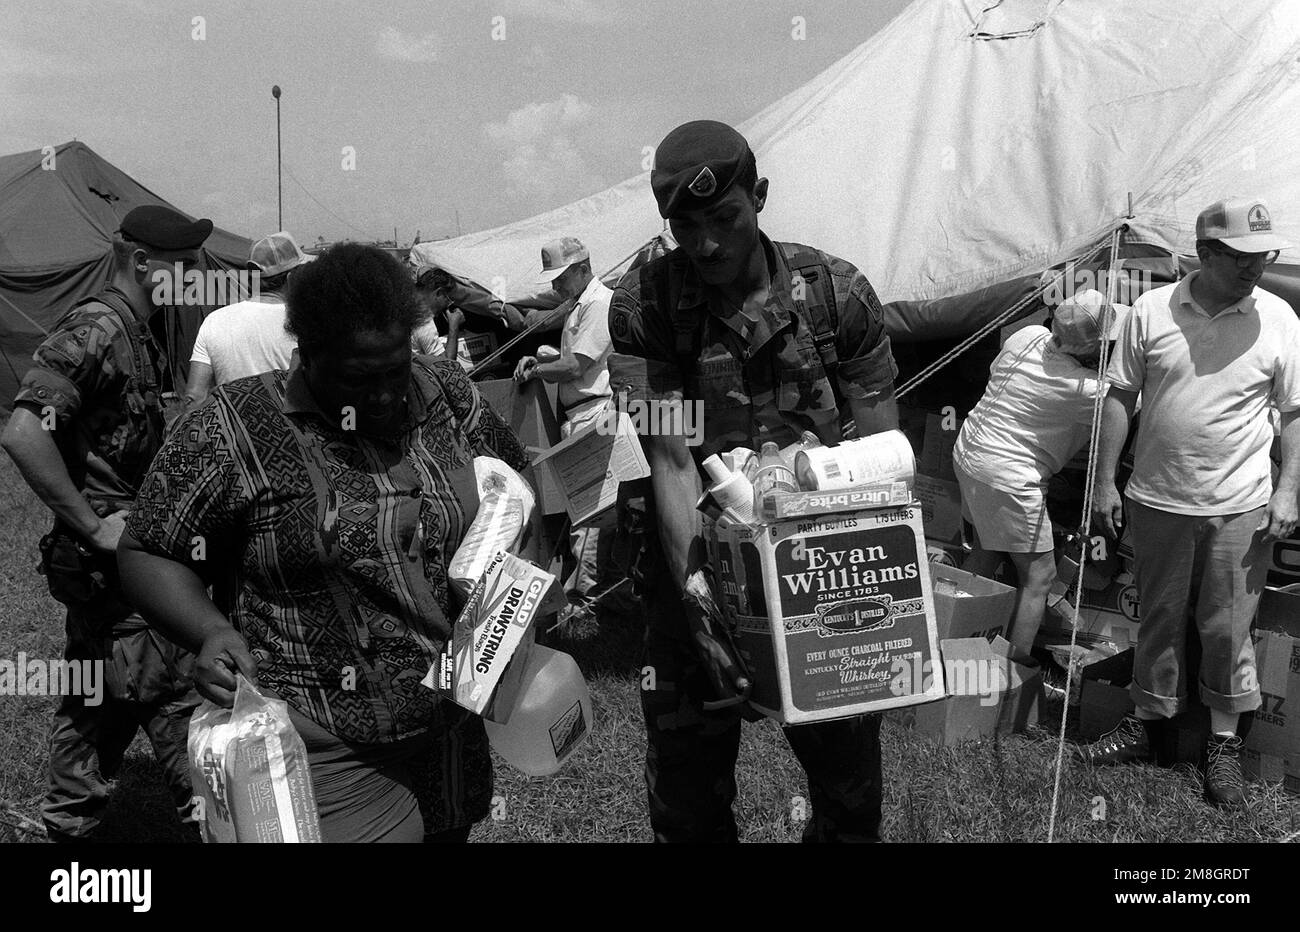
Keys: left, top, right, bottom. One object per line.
{"left": 663, "top": 244, "right": 844, "bottom": 388}
{"left": 67, "top": 288, "right": 150, "bottom": 384}
{"left": 777, "top": 243, "right": 841, "bottom": 395}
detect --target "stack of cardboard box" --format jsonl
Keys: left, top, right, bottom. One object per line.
{"left": 886, "top": 564, "right": 1043, "bottom": 744}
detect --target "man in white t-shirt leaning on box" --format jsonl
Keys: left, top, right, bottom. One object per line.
{"left": 185, "top": 231, "right": 312, "bottom": 412}
{"left": 953, "top": 289, "right": 1129, "bottom": 659}
{"left": 1077, "top": 197, "right": 1300, "bottom": 810}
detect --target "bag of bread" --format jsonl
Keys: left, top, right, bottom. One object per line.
{"left": 187, "top": 674, "right": 321, "bottom": 843}
{"left": 448, "top": 456, "right": 535, "bottom": 598}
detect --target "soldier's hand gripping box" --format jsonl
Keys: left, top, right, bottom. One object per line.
{"left": 705, "top": 504, "right": 945, "bottom": 725}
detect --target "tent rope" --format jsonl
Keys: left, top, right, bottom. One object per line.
{"left": 466, "top": 305, "right": 570, "bottom": 380}
{"left": 893, "top": 234, "right": 1113, "bottom": 400}
{"left": 1046, "top": 225, "right": 1126, "bottom": 843}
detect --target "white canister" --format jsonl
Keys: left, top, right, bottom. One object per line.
{"left": 794, "top": 429, "right": 915, "bottom": 491}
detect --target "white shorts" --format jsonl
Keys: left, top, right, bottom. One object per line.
{"left": 953, "top": 460, "right": 1053, "bottom": 554}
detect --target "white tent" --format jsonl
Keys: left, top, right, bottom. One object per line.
{"left": 414, "top": 0, "right": 1300, "bottom": 305}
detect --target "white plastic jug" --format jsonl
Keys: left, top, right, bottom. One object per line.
{"left": 483, "top": 644, "right": 593, "bottom": 776}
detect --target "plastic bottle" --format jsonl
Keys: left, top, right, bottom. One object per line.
{"left": 752, "top": 441, "right": 799, "bottom": 511}
{"left": 702, "top": 454, "right": 756, "bottom": 524}
{"left": 483, "top": 644, "right": 594, "bottom": 777}
{"left": 780, "top": 431, "right": 824, "bottom": 473}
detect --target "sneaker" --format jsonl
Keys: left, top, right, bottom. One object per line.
{"left": 1073, "top": 715, "right": 1154, "bottom": 765}
{"left": 1203, "top": 735, "right": 1247, "bottom": 809}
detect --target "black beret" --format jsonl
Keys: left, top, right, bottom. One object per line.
{"left": 651, "top": 120, "right": 752, "bottom": 219}
{"left": 118, "top": 205, "right": 213, "bottom": 251}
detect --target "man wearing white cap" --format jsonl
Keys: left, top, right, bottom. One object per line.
{"left": 953, "top": 289, "right": 1129, "bottom": 658}
{"left": 514, "top": 236, "right": 618, "bottom": 616}
{"left": 1080, "top": 198, "right": 1300, "bottom": 809}
{"left": 185, "top": 231, "right": 313, "bottom": 410}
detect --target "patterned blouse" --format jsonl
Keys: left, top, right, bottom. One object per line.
{"left": 127, "top": 357, "right": 529, "bottom": 745}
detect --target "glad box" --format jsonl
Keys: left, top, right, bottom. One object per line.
{"left": 707, "top": 504, "right": 945, "bottom": 725}
{"left": 425, "top": 551, "right": 565, "bottom": 723}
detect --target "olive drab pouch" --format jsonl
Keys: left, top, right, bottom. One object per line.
{"left": 38, "top": 526, "right": 113, "bottom": 606}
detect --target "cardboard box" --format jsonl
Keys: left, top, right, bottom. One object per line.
{"left": 426, "top": 552, "right": 565, "bottom": 722}
{"left": 1242, "top": 627, "right": 1300, "bottom": 793}
{"left": 919, "top": 412, "right": 963, "bottom": 481}
{"left": 707, "top": 504, "right": 946, "bottom": 725}
{"left": 915, "top": 473, "right": 963, "bottom": 546}
{"left": 1076, "top": 648, "right": 1210, "bottom": 764}
{"left": 1039, "top": 554, "right": 1141, "bottom": 651}
{"left": 1077, "top": 650, "right": 1135, "bottom": 739}
{"left": 928, "top": 563, "right": 1015, "bottom": 642}
{"left": 476, "top": 378, "right": 566, "bottom": 515}
{"left": 1257, "top": 585, "right": 1300, "bottom": 637}
{"left": 1265, "top": 531, "right": 1300, "bottom": 588}
{"left": 531, "top": 411, "right": 650, "bottom": 526}
{"left": 887, "top": 635, "right": 1041, "bottom": 745}
{"left": 760, "top": 480, "right": 911, "bottom": 521}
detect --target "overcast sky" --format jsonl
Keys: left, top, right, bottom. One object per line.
{"left": 2, "top": 0, "right": 910, "bottom": 244}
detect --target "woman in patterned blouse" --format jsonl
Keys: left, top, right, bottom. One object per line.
{"left": 119, "top": 244, "right": 531, "bottom": 842}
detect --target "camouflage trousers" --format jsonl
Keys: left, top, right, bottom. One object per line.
{"left": 639, "top": 586, "right": 884, "bottom": 843}
{"left": 42, "top": 601, "right": 200, "bottom": 841}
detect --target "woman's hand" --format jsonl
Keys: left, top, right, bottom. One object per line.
{"left": 195, "top": 626, "right": 258, "bottom": 707}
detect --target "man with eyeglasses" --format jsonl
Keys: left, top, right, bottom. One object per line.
{"left": 1078, "top": 198, "right": 1300, "bottom": 810}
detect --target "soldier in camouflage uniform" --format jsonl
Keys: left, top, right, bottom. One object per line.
{"left": 609, "top": 121, "right": 900, "bottom": 843}
{"left": 1, "top": 205, "right": 206, "bottom": 841}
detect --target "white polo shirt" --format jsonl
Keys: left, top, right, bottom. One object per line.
{"left": 1107, "top": 274, "right": 1300, "bottom": 515}
{"left": 558, "top": 276, "right": 613, "bottom": 421}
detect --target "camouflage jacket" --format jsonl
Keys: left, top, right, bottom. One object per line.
{"left": 14, "top": 287, "right": 168, "bottom": 514}
{"left": 608, "top": 234, "right": 898, "bottom": 461}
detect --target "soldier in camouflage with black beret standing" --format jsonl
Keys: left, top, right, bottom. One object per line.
{"left": 2, "top": 205, "right": 204, "bottom": 842}
{"left": 608, "top": 121, "right": 899, "bottom": 842}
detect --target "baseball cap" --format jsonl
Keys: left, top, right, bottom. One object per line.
{"left": 651, "top": 120, "right": 753, "bottom": 219}
{"left": 118, "top": 205, "right": 213, "bottom": 250}
{"left": 537, "top": 236, "right": 589, "bottom": 283}
{"left": 249, "top": 231, "right": 314, "bottom": 277}
{"left": 1195, "top": 197, "right": 1293, "bottom": 253}
{"left": 1052, "top": 288, "right": 1130, "bottom": 355}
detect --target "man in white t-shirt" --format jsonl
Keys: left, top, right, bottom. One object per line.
{"left": 1078, "top": 198, "right": 1300, "bottom": 810}
{"left": 953, "top": 290, "right": 1128, "bottom": 657}
{"left": 185, "top": 231, "right": 312, "bottom": 411}
{"left": 514, "top": 237, "right": 617, "bottom": 616}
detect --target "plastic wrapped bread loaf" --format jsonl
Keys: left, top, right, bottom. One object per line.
{"left": 448, "top": 457, "right": 536, "bottom": 598}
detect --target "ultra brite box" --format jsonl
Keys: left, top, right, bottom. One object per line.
{"left": 706, "top": 503, "right": 945, "bottom": 724}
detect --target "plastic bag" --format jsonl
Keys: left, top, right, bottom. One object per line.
{"left": 187, "top": 674, "right": 321, "bottom": 843}
{"left": 448, "top": 457, "right": 535, "bottom": 598}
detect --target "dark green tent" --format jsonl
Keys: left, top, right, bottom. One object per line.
{"left": 0, "top": 141, "right": 252, "bottom": 409}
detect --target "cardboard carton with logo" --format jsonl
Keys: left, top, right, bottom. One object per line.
{"left": 1038, "top": 553, "right": 1142, "bottom": 652}
{"left": 1243, "top": 592, "right": 1300, "bottom": 792}
{"left": 706, "top": 504, "right": 946, "bottom": 725}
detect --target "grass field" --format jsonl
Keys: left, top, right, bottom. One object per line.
{"left": 2, "top": 423, "right": 1298, "bottom": 844}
